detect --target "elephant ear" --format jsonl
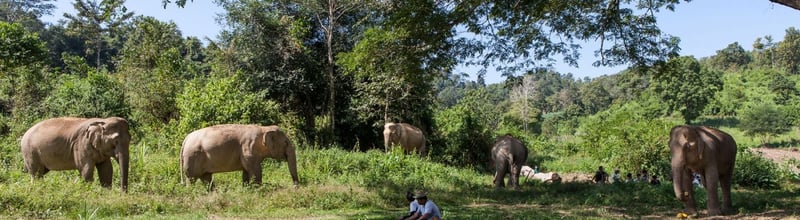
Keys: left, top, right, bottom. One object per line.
{"left": 260, "top": 128, "right": 287, "bottom": 159}
{"left": 84, "top": 121, "right": 106, "bottom": 151}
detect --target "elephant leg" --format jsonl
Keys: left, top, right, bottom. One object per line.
{"left": 494, "top": 160, "right": 507, "bottom": 188}
{"left": 682, "top": 172, "right": 697, "bottom": 214}
{"left": 242, "top": 170, "right": 251, "bottom": 185}
{"left": 25, "top": 162, "right": 49, "bottom": 178}
{"left": 510, "top": 165, "right": 521, "bottom": 190}
{"left": 78, "top": 163, "right": 96, "bottom": 183}
{"left": 200, "top": 173, "right": 214, "bottom": 190}
{"left": 242, "top": 159, "right": 263, "bottom": 185}
{"left": 704, "top": 174, "right": 721, "bottom": 216}
{"left": 96, "top": 160, "right": 113, "bottom": 188}
{"left": 719, "top": 174, "right": 733, "bottom": 213}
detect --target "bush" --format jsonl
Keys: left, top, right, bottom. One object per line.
{"left": 176, "top": 74, "right": 282, "bottom": 136}
{"left": 577, "top": 101, "right": 678, "bottom": 176}
{"left": 734, "top": 148, "right": 785, "bottom": 189}
{"left": 432, "top": 105, "right": 492, "bottom": 168}
{"left": 42, "top": 70, "right": 129, "bottom": 119}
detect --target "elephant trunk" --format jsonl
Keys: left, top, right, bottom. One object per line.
{"left": 117, "top": 144, "right": 129, "bottom": 191}
{"left": 383, "top": 132, "right": 391, "bottom": 151}
{"left": 287, "top": 147, "right": 299, "bottom": 187}
{"left": 672, "top": 165, "right": 686, "bottom": 201}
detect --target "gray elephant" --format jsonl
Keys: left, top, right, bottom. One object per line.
{"left": 20, "top": 117, "right": 131, "bottom": 190}
{"left": 383, "top": 122, "right": 426, "bottom": 156}
{"left": 491, "top": 134, "right": 528, "bottom": 189}
{"left": 669, "top": 125, "right": 737, "bottom": 216}
{"left": 181, "top": 124, "right": 299, "bottom": 187}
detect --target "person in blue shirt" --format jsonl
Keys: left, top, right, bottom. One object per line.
{"left": 408, "top": 190, "right": 442, "bottom": 220}
{"left": 398, "top": 191, "right": 421, "bottom": 220}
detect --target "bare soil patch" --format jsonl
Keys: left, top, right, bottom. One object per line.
{"left": 752, "top": 147, "right": 800, "bottom": 173}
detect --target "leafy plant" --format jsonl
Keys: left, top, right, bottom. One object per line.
{"left": 734, "top": 148, "right": 786, "bottom": 189}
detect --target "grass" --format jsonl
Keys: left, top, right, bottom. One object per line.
{"left": 1, "top": 137, "right": 799, "bottom": 219}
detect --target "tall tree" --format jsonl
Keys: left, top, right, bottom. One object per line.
{"left": 300, "top": 0, "right": 371, "bottom": 143}
{"left": 509, "top": 74, "right": 537, "bottom": 132}
{"left": 0, "top": 0, "right": 54, "bottom": 32}
{"left": 708, "top": 42, "right": 751, "bottom": 70}
{"left": 774, "top": 27, "right": 800, "bottom": 74}
{"left": 64, "top": 0, "right": 133, "bottom": 70}
{"left": 652, "top": 56, "right": 722, "bottom": 123}
{"left": 215, "top": 0, "right": 326, "bottom": 143}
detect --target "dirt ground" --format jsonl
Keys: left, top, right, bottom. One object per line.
{"left": 752, "top": 147, "right": 800, "bottom": 173}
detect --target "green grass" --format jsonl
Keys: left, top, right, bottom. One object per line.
{"left": 1, "top": 139, "right": 799, "bottom": 219}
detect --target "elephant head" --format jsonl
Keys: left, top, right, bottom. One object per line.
{"left": 261, "top": 126, "right": 299, "bottom": 186}
{"left": 383, "top": 123, "right": 402, "bottom": 151}
{"left": 78, "top": 117, "right": 131, "bottom": 190}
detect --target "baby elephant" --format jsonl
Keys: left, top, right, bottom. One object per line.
{"left": 180, "top": 124, "right": 299, "bottom": 187}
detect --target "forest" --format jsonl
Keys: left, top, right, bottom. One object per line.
{"left": 1, "top": 0, "right": 799, "bottom": 219}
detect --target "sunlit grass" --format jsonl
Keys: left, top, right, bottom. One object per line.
{"left": 1, "top": 138, "right": 798, "bottom": 219}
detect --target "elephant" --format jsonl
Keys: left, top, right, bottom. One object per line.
{"left": 491, "top": 134, "right": 529, "bottom": 189}
{"left": 383, "top": 123, "right": 426, "bottom": 156}
{"left": 20, "top": 117, "right": 131, "bottom": 190}
{"left": 180, "top": 124, "right": 299, "bottom": 187}
{"left": 669, "top": 125, "right": 737, "bottom": 216}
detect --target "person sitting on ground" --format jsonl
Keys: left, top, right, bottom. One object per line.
{"left": 611, "top": 168, "right": 622, "bottom": 184}
{"left": 639, "top": 170, "right": 650, "bottom": 182}
{"left": 411, "top": 190, "right": 442, "bottom": 220}
{"left": 649, "top": 175, "right": 661, "bottom": 185}
{"left": 593, "top": 166, "right": 609, "bottom": 184}
{"left": 626, "top": 173, "right": 634, "bottom": 183}
{"left": 398, "top": 191, "right": 421, "bottom": 220}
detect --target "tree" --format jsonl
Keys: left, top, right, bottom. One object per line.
{"left": 768, "top": 73, "right": 798, "bottom": 105}
{"left": 0, "top": 0, "right": 54, "bottom": 32}
{"left": 509, "top": 74, "right": 538, "bottom": 132}
{"left": 64, "top": 0, "right": 133, "bottom": 70}
{"left": 300, "top": 0, "right": 369, "bottom": 141}
{"left": 708, "top": 42, "right": 751, "bottom": 70}
{"left": 578, "top": 80, "right": 613, "bottom": 115}
{"left": 117, "top": 16, "right": 196, "bottom": 125}
{"left": 652, "top": 56, "right": 722, "bottom": 123}
{"left": 773, "top": 27, "right": 800, "bottom": 74}
{"left": 215, "top": 0, "right": 326, "bottom": 143}
{"left": 739, "top": 103, "right": 792, "bottom": 146}
{"left": 0, "top": 21, "right": 46, "bottom": 71}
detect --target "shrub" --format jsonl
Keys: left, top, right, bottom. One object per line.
{"left": 42, "top": 70, "right": 129, "bottom": 119}
{"left": 577, "top": 101, "right": 678, "bottom": 176}
{"left": 176, "top": 74, "right": 281, "bottom": 136}
{"left": 734, "top": 148, "right": 785, "bottom": 189}
{"left": 432, "top": 105, "right": 492, "bottom": 168}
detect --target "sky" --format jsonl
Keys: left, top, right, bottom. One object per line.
{"left": 42, "top": 1, "right": 800, "bottom": 84}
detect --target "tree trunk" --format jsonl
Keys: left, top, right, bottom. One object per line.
{"left": 325, "top": 0, "right": 337, "bottom": 145}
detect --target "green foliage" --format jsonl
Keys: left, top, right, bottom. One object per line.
{"left": 577, "top": 101, "right": 679, "bottom": 176}
{"left": 0, "top": 21, "right": 46, "bottom": 71}
{"left": 773, "top": 27, "right": 800, "bottom": 74}
{"left": 175, "top": 74, "right": 281, "bottom": 136}
{"left": 651, "top": 56, "right": 722, "bottom": 123}
{"left": 738, "top": 103, "right": 792, "bottom": 145}
{"left": 734, "top": 148, "right": 786, "bottom": 189}
{"left": 42, "top": 70, "right": 129, "bottom": 119}
{"left": 707, "top": 42, "right": 751, "bottom": 70}
{"left": 432, "top": 104, "right": 492, "bottom": 168}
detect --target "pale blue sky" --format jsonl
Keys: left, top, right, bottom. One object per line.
{"left": 42, "top": 1, "right": 800, "bottom": 84}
